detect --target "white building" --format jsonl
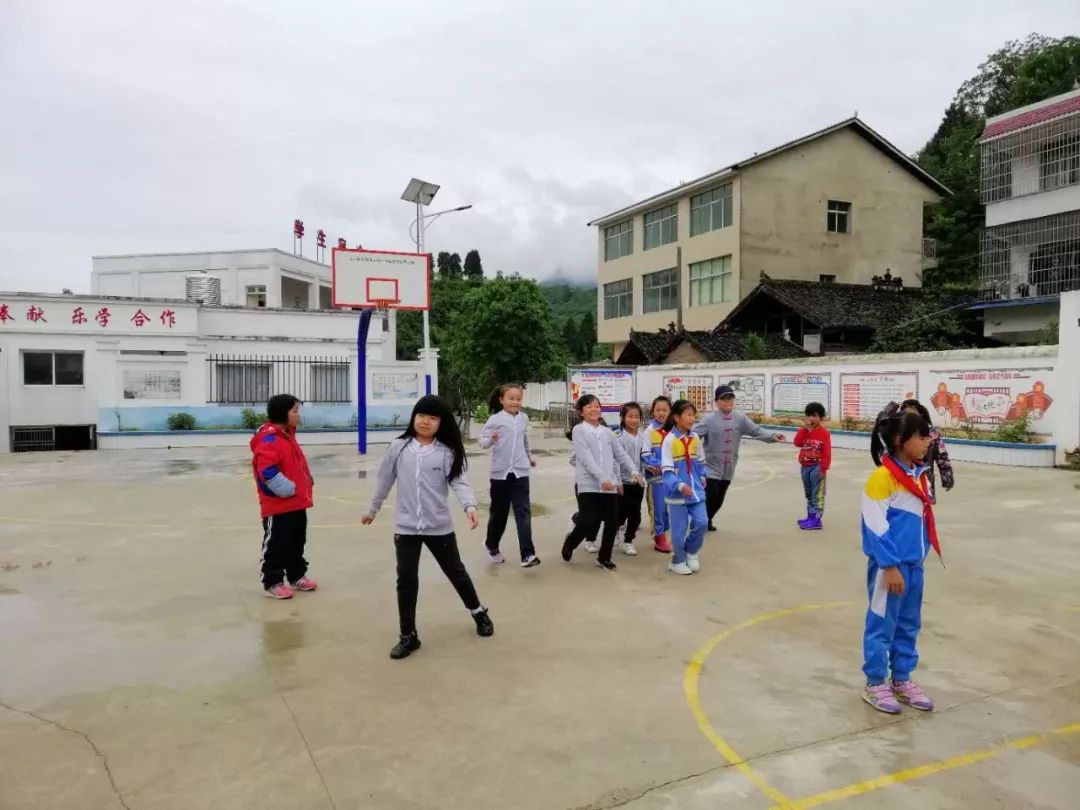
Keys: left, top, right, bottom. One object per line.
{"left": 0, "top": 287, "right": 423, "bottom": 453}
{"left": 977, "top": 87, "right": 1080, "bottom": 343}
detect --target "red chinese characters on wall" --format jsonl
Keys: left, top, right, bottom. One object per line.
{"left": 26, "top": 306, "right": 47, "bottom": 323}
{"left": 95, "top": 307, "right": 112, "bottom": 327}
{"left": 0, "top": 304, "right": 12, "bottom": 323}
{"left": 0, "top": 304, "right": 182, "bottom": 329}
{"left": 72, "top": 307, "right": 88, "bottom": 325}
{"left": 130, "top": 309, "right": 152, "bottom": 327}
{"left": 160, "top": 309, "right": 176, "bottom": 328}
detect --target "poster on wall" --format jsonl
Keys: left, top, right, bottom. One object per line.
{"left": 663, "top": 375, "right": 713, "bottom": 413}
{"left": 771, "top": 373, "right": 831, "bottom": 417}
{"left": 372, "top": 371, "right": 420, "bottom": 400}
{"left": 840, "top": 372, "right": 918, "bottom": 421}
{"left": 717, "top": 374, "right": 766, "bottom": 414}
{"left": 569, "top": 367, "right": 635, "bottom": 411}
{"left": 122, "top": 369, "right": 181, "bottom": 400}
{"left": 927, "top": 368, "right": 1054, "bottom": 431}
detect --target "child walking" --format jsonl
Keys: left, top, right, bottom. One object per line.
{"left": 696, "top": 385, "right": 786, "bottom": 532}
{"left": 614, "top": 402, "right": 646, "bottom": 556}
{"left": 479, "top": 384, "right": 540, "bottom": 567}
{"left": 562, "top": 394, "right": 641, "bottom": 571}
{"left": 661, "top": 400, "right": 708, "bottom": 575}
{"left": 861, "top": 410, "right": 940, "bottom": 714}
{"left": 793, "top": 402, "right": 831, "bottom": 530}
{"left": 641, "top": 396, "right": 673, "bottom": 553}
{"left": 876, "top": 400, "right": 955, "bottom": 504}
{"left": 363, "top": 395, "right": 494, "bottom": 660}
{"left": 251, "top": 394, "right": 317, "bottom": 599}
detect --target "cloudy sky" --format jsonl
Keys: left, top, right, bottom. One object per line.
{"left": 2, "top": 1, "right": 1077, "bottom": 292}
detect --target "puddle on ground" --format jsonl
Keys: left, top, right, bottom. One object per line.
{"left": 357, "top": 470, "right": 368, "bottom": 479}
{"left": 260, "top": 620, "right": 306, "bottom": 654}
{"left": 0, "top": 585, "right": 21, "bottom": 595}
{"left": 164, "top": 459, "right": 201, "bottom": 476}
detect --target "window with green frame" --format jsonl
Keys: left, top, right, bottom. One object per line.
{"left": 690, "top": 184, "right": 733, "bottom": 236}
{"left": 688, "top": 256, "right": 732, "bottom": 306}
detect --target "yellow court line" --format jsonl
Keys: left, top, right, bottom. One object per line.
{"left": 684, "top": 601, "right": 850, "bottom": 809}
{"left": 773, "top": 721, "right": 1080, "bottom": 810}
{"left": 0, "top": 515, "right": 172, "bottom": 529}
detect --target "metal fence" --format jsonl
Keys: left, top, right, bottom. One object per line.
{"left": 979, "top": 209, "right": 1080, "bottom": 301}
{"left": 980, "top": 113, "right": 1080, "bottom": 203}
{"left": 206, "top": 354, "right": 351, "bottom": 405}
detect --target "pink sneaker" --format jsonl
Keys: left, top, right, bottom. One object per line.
{"left": 265, "top": 583, "right": 295, "bottom": 600}
{"left": 863, "top": 683, "right": 901, "bottom": 714}
{"left": 289, "top": 576, "right": 318, "bottom": 592}
{"left": 892, "top": 680, "right": 934, "bottom": 711}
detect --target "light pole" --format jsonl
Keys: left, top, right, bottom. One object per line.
{"left": 400, "top": 178, "right": 473, "bottom": 357}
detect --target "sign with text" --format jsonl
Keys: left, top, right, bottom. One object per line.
{"left": 927, "top": 368, "right": 1053, "bottom": 431}
{"left": 123, "top": 369, "right": 182, "bottom": 400}
{"left": 771, "top": 373, "right": 831, "bottom": 417}
{"left": 372, "top": 371, "right": 420, "bottom": 401}
{"left": 0, "top": 299, "right": 194, "bottom": 334}
{"left": 717, "top": 374, "right": 766, "bottom": 413}
{"left": 840, "top": 372, "right": 918, "bottom": 421}
{"left": 569, "top": 367, "right": 635, "bottom": 412}
{"left": 663, "top": 375, "right": 713, "bottom": 413}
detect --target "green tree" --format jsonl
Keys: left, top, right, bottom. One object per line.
{"left": 869, "top": 293, "right": 981, "bottom": 353}
{"left": 464, "top": 249, "right": 484, "bottom": 280}
{"left": 442, "top": 276, "right": 561, "bottom": 418}
{"left": 436, "top": 251, "right": 451, "bottom": 279}
{"left": 577, "top": 311, "right": 596, "bottom": 360}
{"left": 743, "top": 333, "right": 767, "bottom": 360}
{"left": 1040, "top": 316, "right": 1060, "bottom": 345}
{"left": 917, "top": 35, "right": 1080, "bottom": 288}
{"left": 562, "top": 316, "right": 582, "bottom": 361}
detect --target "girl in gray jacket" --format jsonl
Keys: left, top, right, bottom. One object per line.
{"left": 363, "top": 395, "right": 494, "bottom": 660}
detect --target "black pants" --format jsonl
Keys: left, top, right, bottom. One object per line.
{"left": 260, "top": 509, "right": 308, "bottom": 588}
{"left": 485, "top": 474, "right": 535, "bottom": 560}
{"left": 565, "top": 492, "right": 620, "bottom": 562}
{"left": 395, "top": 533, "right": 481, "bottom": 636}
{"left": 617, "top": 483, "right": 645, "bottom": 543}
{"left": 705, "top": 479, "right": 732, "bottom": 523}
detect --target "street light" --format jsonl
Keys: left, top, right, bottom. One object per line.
{"left": 400, "top": 178, "right": 473, "bottom": 357}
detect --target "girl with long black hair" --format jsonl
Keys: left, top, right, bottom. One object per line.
{"left": 363, "top": 395, "right": 494, "bottom": 659}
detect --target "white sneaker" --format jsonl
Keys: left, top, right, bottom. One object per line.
{"left": 584, "top": 541, "right": 599, "bottom": 554}
{"left": 668, "top": 561, "right": 694, "bottom": 575}
{"left": 686, "top": 553, "right": 700, "bottom": 573}
{"left": 621, "top": 542, "right": 637, "bottom": 556}
{"left": 615, "top": 526, "right": 626, "bottom": 544}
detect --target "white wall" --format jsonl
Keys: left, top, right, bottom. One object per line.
{"left": 1056, "top": 290, "right": 1080, "bottom": 464}
{"left": 523, "top": 380, "right": 568, "bottom": 411}
{"left": 988, "top": 182, "right": 1080, "bottom": 227}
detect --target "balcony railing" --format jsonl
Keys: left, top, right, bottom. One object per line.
{"left": 921, "top": 237, "right": 937, "bottom": 259}
{"left": 979, "top": 210, "right": 1080, "bottom": 301}
{"left": 980, "top": 113, "right": 1080, "bottom": 203}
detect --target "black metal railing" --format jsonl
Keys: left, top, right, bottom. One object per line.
{"left": 206, "top": 354, "right": 351, "bottom": 405}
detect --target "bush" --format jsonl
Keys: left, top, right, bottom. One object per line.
{"left": 167, "top": 413, "right": 197, "bottom": 431}
{"left": 473, "top": 403, "right": 491, "bottom": 424}
{"left": 240, "top": 408, "right": 267, "bottom": 430}
{"left": 993, "top": 414, "right": 1032, "bottom": 444}
{"left": 839, "top": 415, "right": 858, "bottom": 431}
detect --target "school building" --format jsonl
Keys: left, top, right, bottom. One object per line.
{"left": 0, "top": 249, "right": 429, "bottom": 453}
{"left": 588, "top": 118, "right": 949, "bottom": 359}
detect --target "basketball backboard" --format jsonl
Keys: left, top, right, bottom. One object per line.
{"left": 331, "top": 248, "right": 431, "bottom": 310}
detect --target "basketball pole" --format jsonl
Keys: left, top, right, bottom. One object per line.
{"left": 356, "top": 307, "right": 375, "bottom": 454}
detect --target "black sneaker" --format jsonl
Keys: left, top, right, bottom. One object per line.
{"left": 390, "top": 633, "right": 421, "bottom": 660}
{"left": 595, "top": 559, "right": 617, "bottom": 571}
{"left": 521, "top": 555, "right": 541, "bottom": 568}
{"left": 707, "top": 522, "right": 717, "bottom": 532}
{"left": 561, "top": 534, "right": 574, "bottom": 562}
{"left": 473, "top": 608, "right": 495, "bottom": 637}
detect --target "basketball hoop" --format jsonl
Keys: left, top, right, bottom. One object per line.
{"left": 371, "top": 299, "right": 398, "bottom": 316}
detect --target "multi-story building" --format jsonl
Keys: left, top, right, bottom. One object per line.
{"left": 977, "top": 87, "right": 1080, "bottom": 343}
{"left": 588, "top": 118, "right": 948, "bottom": 357}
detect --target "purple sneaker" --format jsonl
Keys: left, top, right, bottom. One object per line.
{"left": 797, "top": 517, "right": 814, "bottom": 530}
{"left": 487, "top": 549, "right": 506, "bottom": 564}
{"left": 863, "top": 683, "right": 902, "bottom": 714}
{"left": 892, "top": 680, "right": 934, "bottom": 711}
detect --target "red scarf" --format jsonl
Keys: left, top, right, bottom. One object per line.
{"left": 882, "top": 455, "right": 942, "bottom": 562}
{"left": 678, "top": 435, "right": 694, "bottom": 476}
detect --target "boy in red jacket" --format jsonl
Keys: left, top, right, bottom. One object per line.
{"left": 793, "top": 402, "right": 831, "bottom": 531}
{"left": 251, "top": 394, "right": 316, "bottom": 599}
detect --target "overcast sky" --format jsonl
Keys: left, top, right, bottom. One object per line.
{"left": 2, "top": 1, "right": 1078, "bottom": 292}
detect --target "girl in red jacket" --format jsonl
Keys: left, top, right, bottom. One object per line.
{"left": 251, "top": 394, "right": 316, "bottom": 599}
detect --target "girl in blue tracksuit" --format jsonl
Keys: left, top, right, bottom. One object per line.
{"left": 860, "top": 410, "right": 939, "bottom": 714}
{"left": 641, "top": 396, "right": 673, "bottom": 554}
{"left": 661, "top": 400, "right": 708, "bottom": 576}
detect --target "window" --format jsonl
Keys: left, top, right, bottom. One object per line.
{"left": 215, "top": 363, "right": 270, "bottom": 404}
{"left": 311, "top": 363, "right": 350, "bottom": 403}
{"left": 819, "top": 274, "right": 836, "bottom": 284}
{"left": 23, "top": 351, "right": 84, "bottom": 386}
{"left": 246, "top": 285, "right": 267, "bottom": 308}
{"left": 603, "top": 279, "right": 633, "bottom": 319}
{"left": 688, "top": 256, "right": 732, "bottom": 306}
{"left": 604, "top": 220, "right": 633, "bottom": 261}
{"left": 643, "top": 204, "right": 678, "bottom": 249}
{"left": 1040, "top": 139, "right": 1080, "bottom": 191}
{"left": 827, "top": 200, "right": 851, "bottom": 233}
{"left": 690, "top": 184, "right": 733, "bottom": 236}
{"left": 642, "top": 268, "right": 678, "bottom": 313}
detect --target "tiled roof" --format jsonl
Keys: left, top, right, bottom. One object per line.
{"left": 722, "top": 280, "right": 926, "bottom": 330}
{"left": 981, "top": 92, "right": 1080, "bottom": 140}
{"left": 685, "top": 329, "right": 812, "bottom": 361}
{"left": 620, "top": 325, "right": 810, "bottom": 364}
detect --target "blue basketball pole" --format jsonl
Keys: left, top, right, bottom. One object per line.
{"left": 356, "top": 307, "right": 375, "bottom": 454}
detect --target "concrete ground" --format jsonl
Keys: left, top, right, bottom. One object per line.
{"left": 1, "top": 430, "right": 1078, "bottom": 810}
